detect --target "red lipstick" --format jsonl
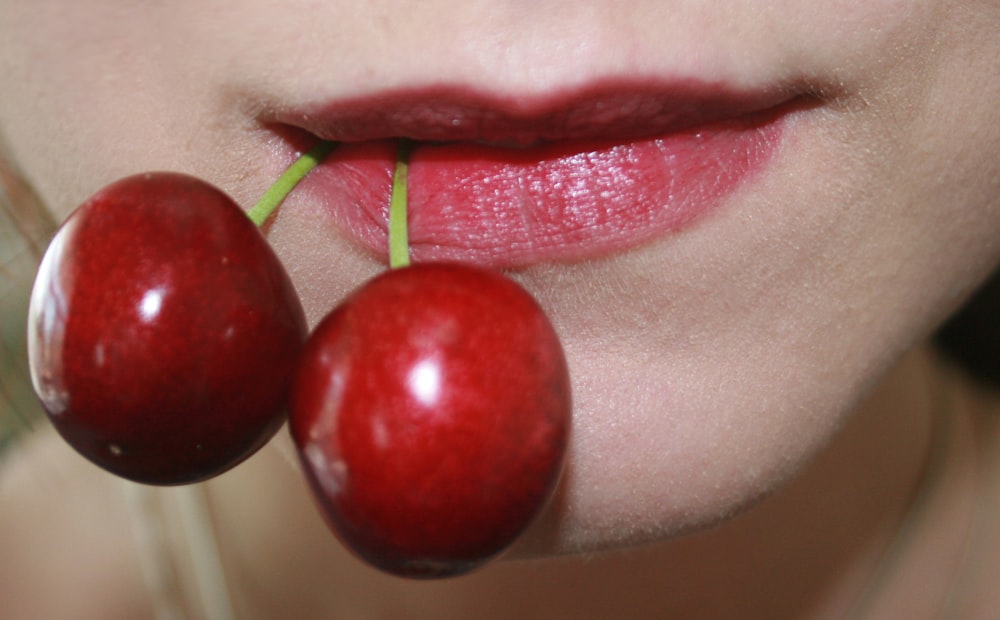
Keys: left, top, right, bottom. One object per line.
{"left": 268, "top": 82, "right": 794, "bottom": 267}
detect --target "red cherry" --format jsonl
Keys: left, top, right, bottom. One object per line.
{"left": 290, "top": 262, "right": 571, "bottom": 578}
{"left": 27, "top": 172, "right": 307, "bottom": 485}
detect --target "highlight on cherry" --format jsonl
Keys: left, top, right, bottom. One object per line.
{"left": 26, "top": 139, "right": 571, "bottom": 578}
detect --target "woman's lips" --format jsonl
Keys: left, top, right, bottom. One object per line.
{"left": 270, "top": 84, "right": 795, "bottom": 268}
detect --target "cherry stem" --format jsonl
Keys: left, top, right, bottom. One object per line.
{"left": 388, "top": 140, "right": 413, "bottom": 269}
{"left": 247, "top": 140, "right": 338, "bottom": 227}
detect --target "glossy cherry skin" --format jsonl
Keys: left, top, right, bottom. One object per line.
{"left": 290, "top": 263, "right": 571, "bottom": 578}
{"left": 27, "top": 172, "right": 307, "bottom": 485}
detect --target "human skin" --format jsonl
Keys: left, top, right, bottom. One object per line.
{"left": 3, "top": 0, "right": 1000, "bottom": 618}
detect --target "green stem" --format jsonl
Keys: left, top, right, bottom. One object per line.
{"left": 388, "top": 140, "right": 412, "bottom": 269}
{"left": 247, "top": 140, "right": 338, "bottom": 227}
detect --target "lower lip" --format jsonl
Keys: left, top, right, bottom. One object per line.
{"left": 286, "top": 109, "right": 787, "bottom": 268}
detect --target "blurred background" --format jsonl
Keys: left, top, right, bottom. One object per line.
{"left": 1, "top": 152, "right": 53, "bottom": 458}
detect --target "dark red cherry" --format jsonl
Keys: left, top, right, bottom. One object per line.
{"left": 290, "top": 262, "right": 571, "bottom": 578}
{"left": 27, "top": 172, "right": 307, "bottom": 485}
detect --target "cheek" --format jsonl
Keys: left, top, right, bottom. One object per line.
{"left": 0, "top": 4, "right": 164, "bottom": 197}
{"left": 0, "top": 2, "right": 255, "bottom": 223}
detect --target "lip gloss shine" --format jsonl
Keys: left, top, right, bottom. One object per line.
{"left": 269, "top": 84, "right": 795, "bottom": 267}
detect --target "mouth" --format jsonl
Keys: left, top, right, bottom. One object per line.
{"left": 262, "top": 80, "right": 803, "bottom": 268}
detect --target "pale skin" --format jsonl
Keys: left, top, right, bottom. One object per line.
{"left": 3, "top": 1, "right": 1000, "bottom": 618}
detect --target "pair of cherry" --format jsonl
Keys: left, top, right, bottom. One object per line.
{"left": 26, "top": 142, "right": 570, "bottom": 578}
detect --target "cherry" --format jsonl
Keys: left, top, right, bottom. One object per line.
{"left": 27, "top": 171, "right": 307, "bottom": 485}
{"left": 291, "top": 142, "right": 571, "bottom": 577}
{"left": 290, "top": 262, "right": 571, "bottom": 578}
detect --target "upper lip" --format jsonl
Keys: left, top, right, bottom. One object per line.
{"left": 263, "top": 79, "right": 801, "bottom": 147}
